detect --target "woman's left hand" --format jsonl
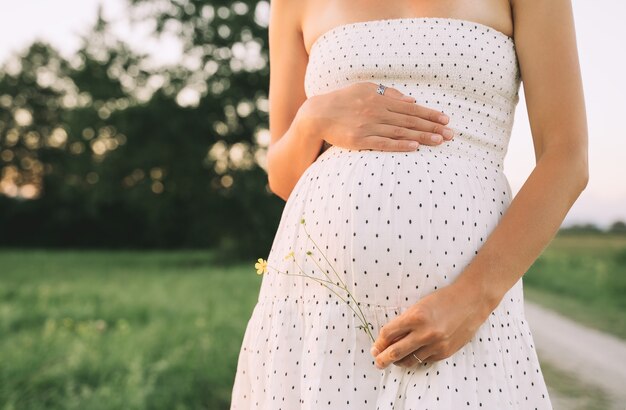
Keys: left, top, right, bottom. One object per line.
{"left": 370, "top": 280, "right": 498, "bottom": 369}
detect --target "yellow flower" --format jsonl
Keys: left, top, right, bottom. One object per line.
{"left": 255, "top": 258, "right": 268, "bottom": 275}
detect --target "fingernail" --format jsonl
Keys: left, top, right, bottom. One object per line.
{"left": 431, "top": 135, "right": 442, "bottom": 143}
{"left": 439, "top": 115, "right": 449, "bottom": 123}
{"left": 443, "top": 129, "right": 454, "bottom": 139}
{"left": 370, "top": 346, "right": 380, "bottom": 356}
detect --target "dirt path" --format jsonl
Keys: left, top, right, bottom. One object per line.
{"left": 525, "top": 300, "right": 626, "bottom": 410}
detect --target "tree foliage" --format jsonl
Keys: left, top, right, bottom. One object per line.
{"left": 0, "top": 1, "right": 282, "bottom": 260}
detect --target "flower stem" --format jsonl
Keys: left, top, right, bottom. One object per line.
{"left": 290, "top": 258, "right": 374, "bottom": 342}
{"left": 301, "top": 222, "right": 349, "bottom": 290}
{"left": 301, "top": 221, "right": 375, "bottom": 341}
{"left": 268, "top": 259, "right": 375, "bottom": 343}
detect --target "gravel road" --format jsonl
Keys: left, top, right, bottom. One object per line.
{"left": 525, "top": 300, "right": 626, "bottom": 410}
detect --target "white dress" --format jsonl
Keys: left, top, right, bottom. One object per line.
{"left": 231, "top": 17, "right": 553, "bottom": 410}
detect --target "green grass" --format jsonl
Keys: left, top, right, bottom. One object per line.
{"left": 0, "top": 249, "right": 261, "bottom": 410}
{"left": 1, "top": 233, "right": 624, "bottom": 408}
{"left": 523, "top": 233, "right": 626, "bottom": 340}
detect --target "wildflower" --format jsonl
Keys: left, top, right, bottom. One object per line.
{"left": 255, "top": 258, "right": 268, "bottom": 275}
{"left": 253, "top": 215, "right": 375, "bottom": 342}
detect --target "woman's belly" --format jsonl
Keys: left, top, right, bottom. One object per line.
{"left": 261, "top": 145, "right": 513, "bottom": 310}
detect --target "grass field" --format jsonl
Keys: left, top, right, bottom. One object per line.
{"left": 0, "top": 233, "right": 624, "bottom": 409}
{"left": 523, "top": 233, "right": 626, "bottom": 339}
{"left": 0, "top": 250, "right": 258, "bottom": 409}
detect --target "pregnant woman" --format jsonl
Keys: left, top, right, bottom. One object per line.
{"left": 231, "top": 0, "right": 588, "bottom": 408}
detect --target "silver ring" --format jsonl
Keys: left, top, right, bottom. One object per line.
{"left": 412, "top": 352, "right": 423, "bottom": 364}
{"left": 376, "top": 83, "right": 387, "bottom": 95}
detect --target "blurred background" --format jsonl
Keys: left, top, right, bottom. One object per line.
{"left": 0, "top": 0, "right": 624, "bottom": 409}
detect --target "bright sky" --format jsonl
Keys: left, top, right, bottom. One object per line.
{"left": 1, "top": 0, "right": 624, "bottom": 229}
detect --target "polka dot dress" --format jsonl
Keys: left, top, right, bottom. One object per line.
{"left": 231, "top": 17, "right": 553, "bottom": 409}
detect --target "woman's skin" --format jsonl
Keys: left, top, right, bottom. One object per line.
{"left": 304, "top": 82, "right": 455, "bottom": 153}
{"left": 266, "top": 0, "right": 589, "bottom": 370}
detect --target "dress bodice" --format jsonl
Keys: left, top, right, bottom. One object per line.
{"left": 304, "top": 17, "right": 522, "bottom": 167}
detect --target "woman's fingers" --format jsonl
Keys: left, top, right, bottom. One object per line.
{"left": 364, "top": 124, "right": 444, "bottom": 148}
{"left": 385, "top": 96, "right": 450, "bottom": 126}
{"left": 378, "top": 112, "right": 455, "bottom": 142}
{"left": 356, "top": 134, "right": 421, "bottom": 152}
{"left": 373, "top": 332, "right": 426, "bottom": 369}
{"left": 370, "top": 86, "right": 454, "bottom": 143}
{"left": 392, "top": 348, "right": 428, "bottom": 368}
{"left": 372, "top": 325, "right": 409, "bottom": 355}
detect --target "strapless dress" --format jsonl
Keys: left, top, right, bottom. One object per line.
{"left": 231, "top": 16, "right": 553, "bottom": 410}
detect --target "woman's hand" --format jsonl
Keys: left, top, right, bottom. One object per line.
{"left": 303, "top": 82, "right": 455, "bottom": 152}
{"left": 369, "top": 281, "right": 496, "bottom": 369}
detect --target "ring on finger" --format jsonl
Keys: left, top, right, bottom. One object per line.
{"left": 412, "top": 352, "right": 423, "bottom": 364}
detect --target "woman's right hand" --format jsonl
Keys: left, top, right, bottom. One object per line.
{"left": 302, "top": 82, "right": 455, "bottom": 152}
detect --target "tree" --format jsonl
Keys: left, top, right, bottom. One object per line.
{"left": 608, "top": 220, "right": 626, "bottom": 234}
{"left": 0, "top": 1, "right": 282, "bottom": 259}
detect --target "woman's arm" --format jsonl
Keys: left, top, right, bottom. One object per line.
{"left": 267, "top": 101, "right": 325, "bottom": 202}
{"left": 369, "top": 0, "right": 590, "bottom": 369}
{"left": 266, "top": 0, "right": 325, "bottom": 202}
{"left": 452, "top": 0, "right": 589, "bottom": 308}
